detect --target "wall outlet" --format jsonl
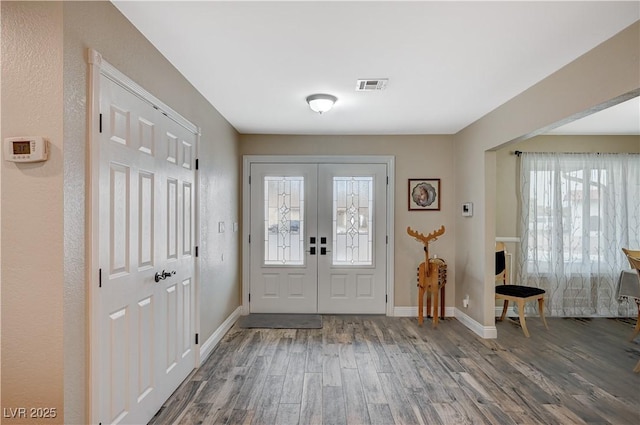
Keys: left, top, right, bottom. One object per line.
{"left": 463, "top": 295, "right": 470, "bottom": 308}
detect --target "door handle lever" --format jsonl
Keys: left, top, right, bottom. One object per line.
{"left": 155, "top": 270, "right": 176, "bottom": 283}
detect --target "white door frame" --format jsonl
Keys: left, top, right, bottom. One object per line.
{"left": 87, "top": 48, "right": 201, "bottom": 424}
{"left": 242, "top": 155, "right": 395, "bottom": 316}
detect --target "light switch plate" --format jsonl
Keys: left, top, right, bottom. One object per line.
{"left": 462, "top": 202, "right": 473, "bottom": 217}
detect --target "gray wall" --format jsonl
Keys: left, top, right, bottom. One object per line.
{"left": 1, "top": 2, "right": 65, "bottom": 420}
{"left": 241, "top": 134, "right": 456, "bottom": 309}
{"left": 2, "top": 2, "right": 638, "bottom": 423}
{"left": 2, "top": 2, "right": 242, "bottom": 423}
{"left": 453, "top": 22, "right": 639, "bottom": 329}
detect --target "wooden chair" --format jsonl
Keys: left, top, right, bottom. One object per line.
{"left": 495, "top": 242, "right": 548, "bottom": 337}
{"left": 621, "top": 248, "right": 640, "bottom": 373}
{"left": 621, "top": 248, "right": 640, "bottom": 340}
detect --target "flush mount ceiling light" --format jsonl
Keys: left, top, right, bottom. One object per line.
{"left": 306, "top": 94, "right": 337, "bottom": 114}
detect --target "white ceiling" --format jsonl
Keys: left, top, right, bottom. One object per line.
{"left": 113, "top": 1, "right": 639, "bottom": 136}
{"left": 548, "top": 96, "right": 639, "bottom": 135}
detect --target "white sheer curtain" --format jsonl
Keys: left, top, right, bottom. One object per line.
{"left": 518, "top": 152, "right": 640, "bottom": 317}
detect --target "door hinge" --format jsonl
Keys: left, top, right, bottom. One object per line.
{"left": 195, "top": 333, "right": 199, "bottom": 345}
{"left": 99, "top": 268, "right": 102, "bottom": 288}
{"left": 386, "top": 176, "right": 389, "bottom": 185}
{"left": 248, "top": 234, "right": 251, "bottom": 243}
{"left": 195, "top": 246, "right": 199, "bottom": 257}
{"left": 195, "top": 158, "right": 199, "bottom": 170}
{"left": 386, "top": 294, "right": 388, "bottom": 303}
{"left": 99, "top": 113, "right": 103, "bottom": 133}
{"left": 386, "top": 235, "right": 388, "bottom": 244}
{"left": 249, "top": 175, "right": 251, "bottom": 185}
{"left": 248, "top": 293, "right": 251, "bottom": 302}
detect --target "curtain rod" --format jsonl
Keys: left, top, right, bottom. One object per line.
{"left": 513, "top": 151, "right": 615, "bottom": 157}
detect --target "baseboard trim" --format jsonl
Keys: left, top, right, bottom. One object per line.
{"left": 200, "top": 306, "right": 242, "bottom": 363}
{"left": 393, "top": 306, "right": 456, "bottom": 318}
{"left": 455, "top": 308, "right": 497, "bottom": 339}
{"left": 495, "top": 306, "right": 518, "bottom": 317}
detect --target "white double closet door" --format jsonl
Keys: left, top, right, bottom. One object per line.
{"left": 249, "top": 162, "right": 387, "bottom": 314}
{"left": 96, "top": 74, "right": 196, "bottom": 424}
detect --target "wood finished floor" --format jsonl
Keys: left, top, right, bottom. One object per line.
{"left": 149, "top": 316, "right": 640, "bottom": 425}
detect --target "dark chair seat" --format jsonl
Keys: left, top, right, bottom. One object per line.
{"left": 495, "top": 285, "right": 545, "bottom": 298}
{"left": 495, "top": 242, "right": 548, "bottom": 337}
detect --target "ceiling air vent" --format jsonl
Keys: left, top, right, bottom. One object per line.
{"left": 356, "top": 79, "right": 388, "bottom": 91}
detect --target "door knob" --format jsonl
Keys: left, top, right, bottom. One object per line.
{"left": 154, "top": 270, "right": 176, "bottom": 283}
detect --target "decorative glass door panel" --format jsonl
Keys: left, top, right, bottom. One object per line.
{"left": 264, "top": 176, "right": 305, "bottom": 266}
{"left": 333, "top": 176, "right": 373, "bottom": 266}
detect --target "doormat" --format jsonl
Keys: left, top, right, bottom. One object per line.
{"left": 237, "top": 314, "right": 323, "bottom": 329}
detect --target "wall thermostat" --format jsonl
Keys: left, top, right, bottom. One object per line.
{"left": 4, "top": 136, "right": 49, "bottom": 162}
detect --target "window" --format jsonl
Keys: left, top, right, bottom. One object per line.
{"left": 526, "top": 167, "right": 613, "bottom": 270}
{"left": 519, "top": 152, "right": 640, "bottom": 316}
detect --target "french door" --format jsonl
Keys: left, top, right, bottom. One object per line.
{"left": 249, "top": 162, "right": 387, "bottom": 314}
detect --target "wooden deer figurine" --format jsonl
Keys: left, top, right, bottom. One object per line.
{"left": 407, "top": 225, "right": 447, "bottom": 326}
